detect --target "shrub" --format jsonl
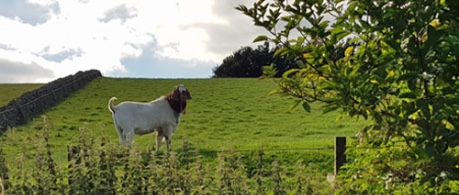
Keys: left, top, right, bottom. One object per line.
{"left": 237, "top": 0, "right": 459, "bottom": 193}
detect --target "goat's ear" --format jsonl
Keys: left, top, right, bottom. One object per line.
{"left": 172, "top": 86, "right": 181, "bottom": 100}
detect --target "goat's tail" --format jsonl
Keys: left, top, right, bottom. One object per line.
{"left": 108, "top": 97, "right": 117, "bottom": 114}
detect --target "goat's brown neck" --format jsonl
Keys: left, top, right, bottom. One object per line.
{"left": 165, "top": 96, "right": 187, "bottom": 114}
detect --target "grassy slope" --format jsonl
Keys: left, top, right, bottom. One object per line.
{"left": 0, "top": 84, "right": 43, "bottom": 106}
{"left": 1, "top": 77, "right": 368, "bottom": 172}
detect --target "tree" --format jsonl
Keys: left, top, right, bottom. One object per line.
{"left": 237, "top": 0, "right": 459, "bottom": 193}
{"left": 212, "top": 42, "right": 295, "bottom": 78}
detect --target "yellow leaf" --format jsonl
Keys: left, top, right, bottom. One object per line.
{"left": 268, "top": 89, "right": 281, "bottom": 96}
{"left": 387, "top": 70, "right": 395, "bottom": 78}
{"left": 345, "top": 46, "right": 354, "bottom": 57}
{"left": 409, "top": 112, "right": 419, "bottom": 120}
{"left": 442, "top": 119, "right": 455, "bottom": 130}
{"left": 303, "top": 53, "right": 313, "bottom": 59}
{"left": 440, "top": 0, "right": 446, "bottom": 6}
{"left": 429, "top": 19, "right": 440, "bottom": 28}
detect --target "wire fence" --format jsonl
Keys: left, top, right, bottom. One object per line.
{"left": 0, "top": 70, "right": 102, "bottom": 132}
{"left": 177, "top": 137, "right": 417, "bottom": 175}
{"left": 197, "top": 147, "right": 334, "bottom": 154}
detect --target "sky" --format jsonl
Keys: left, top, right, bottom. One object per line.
{"left": 0, "top": 0, "right": 266, "bottom": 83}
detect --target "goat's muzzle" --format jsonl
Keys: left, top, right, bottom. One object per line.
{"left": 174, "top": 84, "right": 192, "bottom": 102}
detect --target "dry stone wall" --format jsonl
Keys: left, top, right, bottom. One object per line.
{"left": 0, "top": 69, "right": 102, "bottom": 132}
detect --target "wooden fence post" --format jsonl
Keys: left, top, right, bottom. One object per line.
{"left": 334, "top": 137, "right": 346, "bottom": 175}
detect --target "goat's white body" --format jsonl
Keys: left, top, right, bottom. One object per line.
{"left": 109, "top": 96, "right": 180, "bottom": 150}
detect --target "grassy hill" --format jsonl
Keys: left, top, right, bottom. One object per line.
{"left": 0, "top": 84, "right": 43, "bottom": 106}
{"left": 0, "top": 77, "right": 368, "bottom": 173}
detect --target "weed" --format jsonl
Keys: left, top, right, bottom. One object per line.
{"left": 3, "top": 123, "right": 338, "bottom": 194}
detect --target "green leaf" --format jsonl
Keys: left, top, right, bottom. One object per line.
{"left": 273, "top": 47, "right": 288, "bottom": 57}
{"left": 302, "top": 102, "right": 311, "bottom": 112}
{"left": 319, "top": 21, "right": 330, "bottom": 29}
{"left": 280, "top": 16, "right": 291, "bottom": 22}
{"left": 296, "top": 60, "right": 305, "bottom": 68}
{"left": 332, "top": 29, "right": 351, "bottom": 42}
{"left": 262, "top": 64, "right": 277, "bottom": 77}
{"left": 289, "top": 99, "right": 301, "bottom": 110}
{"left": 282, "top": 68, "right": 300, "bottom": 78}
{"left": 253, "top": 35, "right": 269, "bottom": 43}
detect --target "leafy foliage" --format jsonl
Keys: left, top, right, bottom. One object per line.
{"left": 237, "top": 0, "right": 459, "bottom": 193}
{"left": 0, "top": 147, "right": 9, "bottom": 193}
{"left": 1, "top": 125, "right": 335, "bottom": 194}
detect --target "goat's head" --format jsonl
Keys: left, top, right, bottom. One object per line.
{"left": 169, "top": 84, "right": 192, "bottom": 102}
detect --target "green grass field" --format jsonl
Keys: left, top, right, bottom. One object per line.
{"left": 0, "top": 83, "right": 43, "bottom": 106}
{"left": 1, "top": 77, "right": 368, "bottom": 173}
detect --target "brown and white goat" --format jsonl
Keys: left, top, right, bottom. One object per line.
{"left": 108, "top": 84, "right": 192, "bottom": 151}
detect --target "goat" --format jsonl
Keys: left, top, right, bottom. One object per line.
{"left": 108, "top": 84, "right": 192, "bottom": 151}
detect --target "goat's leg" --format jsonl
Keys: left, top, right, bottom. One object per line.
{"left": 164, "top": 125, "right": 175, "bottom": 151}
{"left": 122, "top": 131, "right": 128, "bottom": 145}
{"left": 156, "top": 133, "right": 164, "bottom": 151}
{"left": 165, "top": 135, "right": 172, "bottom": 151}
{"left": 125, "top": 130, "right": 135, "bottom": 145}
{"left": 115, "top": 125, "right": 124, "bottom": 145}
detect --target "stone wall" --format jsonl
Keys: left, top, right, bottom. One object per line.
{"left": 0, "top": 69, "right": 102, "bottom": 132}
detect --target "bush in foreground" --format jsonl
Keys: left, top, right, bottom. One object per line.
{"left": 0, "top": 124, "right": 334, "bottom": 194}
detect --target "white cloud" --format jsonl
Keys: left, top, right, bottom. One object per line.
{"left": 0, "top": 0, "right": 264, "bottom": 83}
{"left": 0, "top": 58, "right": 54, "bottom": 83}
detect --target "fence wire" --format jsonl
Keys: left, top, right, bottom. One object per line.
{"left": 195, "top": 146, "right": 334, "bottom": 154}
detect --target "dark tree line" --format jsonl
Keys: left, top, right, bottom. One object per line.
{"left": 212, "top": 42, "right": 296, "bottom": 78}
{"left": 212, "top": 41, "right": 356, "bottom": 78}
